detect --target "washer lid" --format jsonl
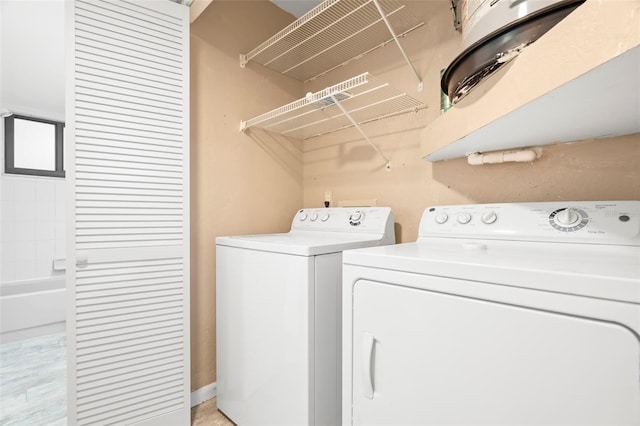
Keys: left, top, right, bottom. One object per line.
{"left": 216, "top": 230, "right": 385, "bottom": 256}
{"left": 343, "top": 238, "right": 640, "bottom": 303}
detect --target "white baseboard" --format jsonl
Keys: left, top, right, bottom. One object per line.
{"left": 191, "top": 382, "right": 217, "bottom": 407}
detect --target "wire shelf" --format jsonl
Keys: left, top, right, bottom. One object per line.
{"left": 240, "top": 72, "right": 426, "bottom": 140}
{"left": 240, "top": 0, "right": 424, "bottom": 82}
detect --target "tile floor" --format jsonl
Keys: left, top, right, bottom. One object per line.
{"left": 0, "top": 332, "right": 67, "bottom": 425}
{"left": 1, "top": 333, "right": 233, "bottom": 426}
{"left": 192, "top": 398, "right": 234, "bottom": 426}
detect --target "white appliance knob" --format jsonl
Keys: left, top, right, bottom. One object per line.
{"left": 300, "top": 213, "right": 308, "bottom": 221}
{"left": 321, "top": 214, "right": 330, "bottom": 222}
{"left": 310, "top": 213, "right": 318, "bottom": 221}
{"left": 435, "top": 213, "right": 448, "bottom": 224}
{"left": 349, "top": 211, "right": 363, "bottom": 222}
{"left": 481, "top": 211, "right": 497, "bottom": 224}
{"left": 556, "top": 208, "right": 579, "bottom": 225}
{"left": 457, "top": 213, "right": 472, "bottom": 224}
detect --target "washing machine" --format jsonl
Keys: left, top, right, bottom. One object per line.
{"left": 216, "top": 207, "right": 395, "bottom": 426}
{"left": 342, "top": 201, "right": 640, "bottom": 425}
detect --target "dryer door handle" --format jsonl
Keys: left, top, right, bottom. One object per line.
{"left": 362, "top": 332, "right": 375, "bottom": 399}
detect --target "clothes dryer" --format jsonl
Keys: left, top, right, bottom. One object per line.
{"left": 217, "top": 207, "right": 394, "bottom": 426}
{"left": 342, "top": 201, "right": 639, "bottom": 425}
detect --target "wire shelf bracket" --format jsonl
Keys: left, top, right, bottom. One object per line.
{"left": 371, "top": 0, "right": 422, "bottom": 91}
{"left": 330, "top": 93, "right": 392, "bottom": 170}
{"left": 240, "top": 73, "right": 427, "bottom": 170}
{"left": 240, "top": 0, "right": 424, "bottom": 87}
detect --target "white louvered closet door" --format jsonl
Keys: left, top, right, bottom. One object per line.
{"left": 65, "top": 1, "right": 190, "bottom": 425}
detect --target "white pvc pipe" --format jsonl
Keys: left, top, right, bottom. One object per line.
{"left": 467, "top": 148, "right": 542, "bottom": 165}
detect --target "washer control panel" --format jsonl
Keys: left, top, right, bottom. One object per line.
{"left": 292, "top": 207, "right": 394, "bottom": 234}
{"left": 419, "top": 201, "right": 640, "bottom": 245}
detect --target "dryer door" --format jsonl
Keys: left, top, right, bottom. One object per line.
{"left": 351, "top": 278, "right": 640, "bottom": 425}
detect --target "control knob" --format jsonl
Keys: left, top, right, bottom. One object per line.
{"left": 435, "top": 213, "right": 448, "bottom": 224}
{"left": 481, "top": 211, "right": 497, "bottom": 224}
{"left": 310, "top": 213, "right": 318, "bottom": 221}
{"left": 321, "top": 214, "right": 330, "bottom": 222}
{"left": 349, "top": 211, "right": 363, "bottom": 226}
{"left": 556, "top": 208, "right": 579, "bottom": 225}
{"left": 457, "top": 213, "right": 472, "bottom": 224}
{"left": 549, "top": 207, "right": 589, "bottom": 232}
{"left": 299, "top": 213, "right": 308, "bottom": 221}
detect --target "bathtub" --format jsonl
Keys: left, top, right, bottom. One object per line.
{"left": 0, "top": 276, "right": 66, "bottom": 343}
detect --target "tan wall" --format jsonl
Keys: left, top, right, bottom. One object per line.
{"left": 190, "top": 1, "right": 303, "bottom": 390}
{"left": 302, "top": 0, "right": 640, "bottom": 243}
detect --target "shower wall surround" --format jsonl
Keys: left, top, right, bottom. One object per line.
{"left": 0, "top": 175, "right": 65, "bottom": 283}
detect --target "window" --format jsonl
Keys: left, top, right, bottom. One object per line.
{"left": 4, "top": 114, "right": 65, "bottom": 177}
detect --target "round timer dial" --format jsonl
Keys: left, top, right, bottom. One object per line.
{"left": 349, "top": 211, "right": 363, "bottom": 226}
{"left": 549, "top": 208, "right": 589, "bottom": 232}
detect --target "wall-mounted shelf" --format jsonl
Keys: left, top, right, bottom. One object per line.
{"left": 241, "top": 73, "right": 426, "bottom": 169}
{"left": 240, "top": 0, "right": 424, "bottom": 87}
{"left": 421, "top": 0, "right": 640, "bottom": 163}
{"left": 426, "top": 45, "right": 640, "bottom": 162}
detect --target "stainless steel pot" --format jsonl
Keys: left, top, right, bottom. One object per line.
{"left": 463, "top": 0, "right": 567, "bottom": 48}
{"left": 442, "top": 0, "right": 585, "bottom": 103}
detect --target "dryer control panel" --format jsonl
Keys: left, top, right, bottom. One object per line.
{"left": 419, "top": 201, "right": 640, "bottom": 245}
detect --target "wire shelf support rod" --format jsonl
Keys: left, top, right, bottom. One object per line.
{"left": 329, "top": 94, "right": 392, "bottom": 171}
{"left": 371, "top": 0, "right": 423, "bottom": 91}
